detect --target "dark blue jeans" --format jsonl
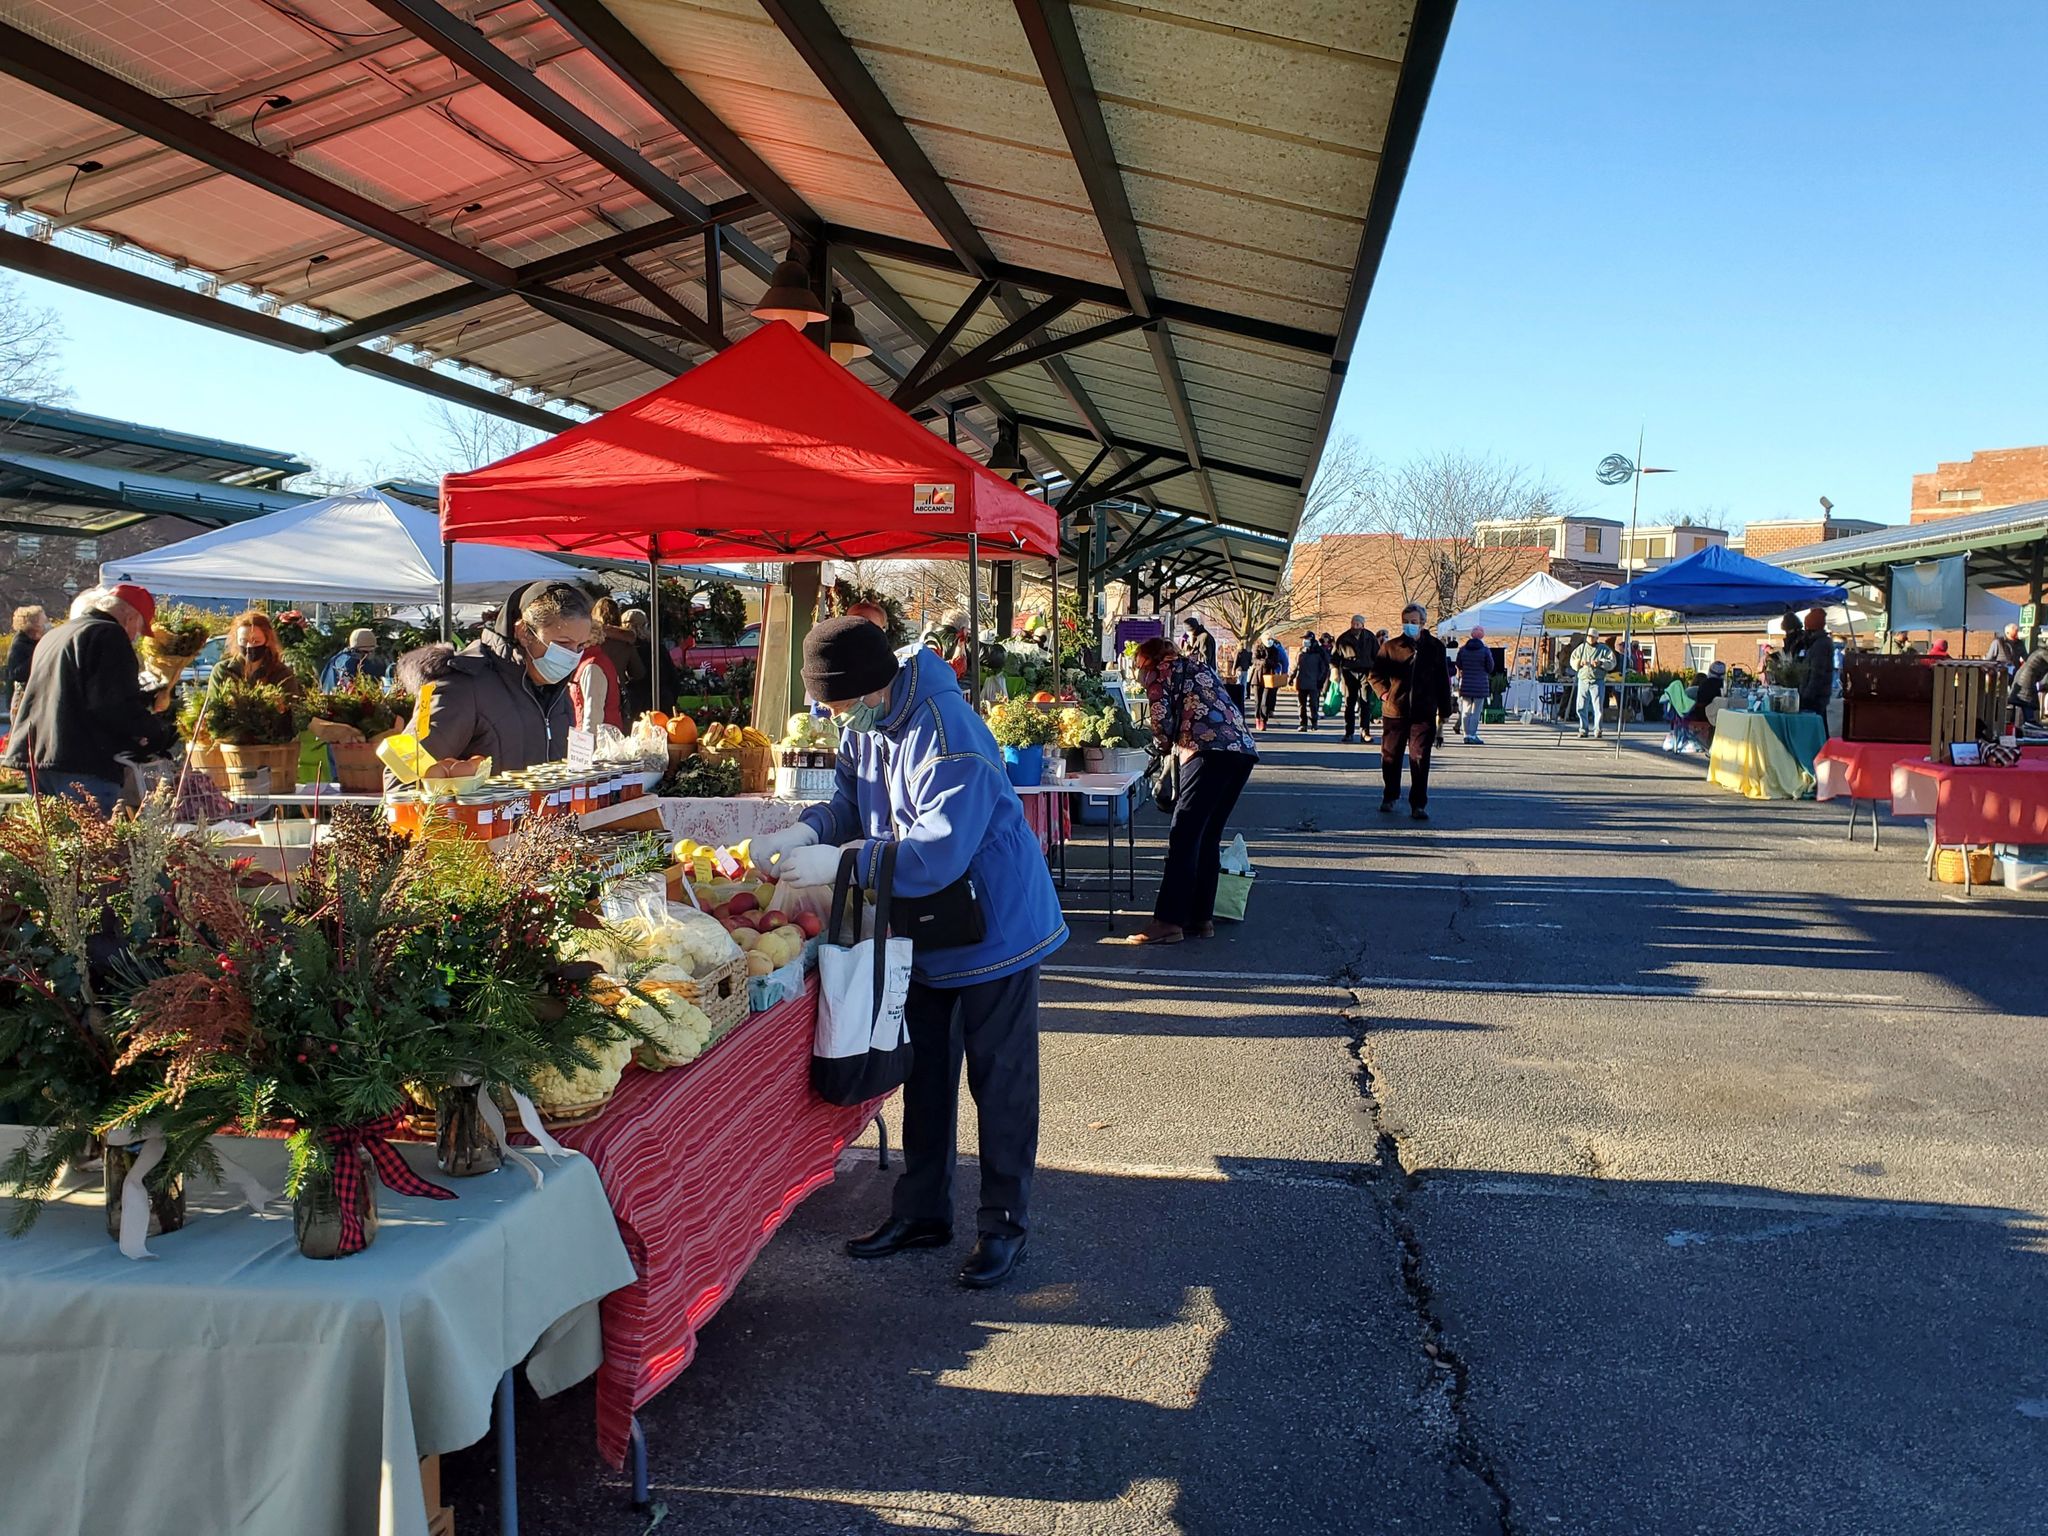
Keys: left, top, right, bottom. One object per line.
{"left": 49, "top": 773, "right": 124, "bottom": 812}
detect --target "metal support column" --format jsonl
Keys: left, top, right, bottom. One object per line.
{"left": 994, "top": 560, "right": 1015, "bottom": 642}
{"left": 496, "top": 1369, "right": 519, "bottom": 1536}
{"left": 647, "top": 547, "right": 663, "bottom": 713}
{"left": 967, "top": 533, "right": 982, "bottom": 698}
{"left": 440, "top": 539, "right": 455, "bottom": 643}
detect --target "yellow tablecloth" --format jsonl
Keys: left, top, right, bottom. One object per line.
{"left": 1707, "top": 710, "right": 1825, "bottom": 800}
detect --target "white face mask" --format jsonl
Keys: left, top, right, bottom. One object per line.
{"left": 530, "top": 640, "right": 582, "bottom": 684}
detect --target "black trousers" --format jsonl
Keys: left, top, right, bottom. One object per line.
{"left": 1256, "top": 681, "right": 1280, "bottom": 723}
{"left": 1154, "top": 749, "right": 1256, "bottom": 927}
{"left": 1296, "top": 685, "right": 1320, "bottom": 729}
{"left": 1340, "top": 671, "right": 1371, "bottom": 736}
{"left": 891, "top": 966, "right": 1040, "bottom": 1239}
{"left": 1380, "top": 717, "right": 1437, "bottom": 809}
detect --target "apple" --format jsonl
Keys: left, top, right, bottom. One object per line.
{"left": 731, "top": 928, "right": 760, "bottom": 951}
{"left": 746, "top": 952, "right": 775, "bottom": 977}
{"left": 728, "top": 892, "right": 758, "bottom": 916}
{"left": 794, "top": 912, "right": 822, "bottom": 939}
{"left": 761, "top": 911, "right": 790, "bottom": 931}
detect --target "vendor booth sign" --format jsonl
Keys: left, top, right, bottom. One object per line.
{"left": 1888, "top": 555, "right": 1966, "bottom": 631}
{"left": 1542, "top": 607, "right": 1678, "bottom": 631}
{"left": 913, "top": 483, "right": 955, "bottom": 516}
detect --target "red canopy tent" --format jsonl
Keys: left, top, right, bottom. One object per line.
{"left": 439, "top": 320, "right": 1054, "bottom": 563}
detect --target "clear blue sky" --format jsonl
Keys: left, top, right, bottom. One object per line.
{"left": 13, "top": 2, "right": 2048, "bottom": 531}
{"left": 1332, "top": 0, "right": 2048, "bottom": 530}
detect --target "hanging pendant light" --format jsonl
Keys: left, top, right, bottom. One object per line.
{"left": 828, "top": 289, "right": 870, "bottom": 364}
{"left": 985, "top": 419, "right": 1026, "bottom": 481}
{"left": 752, "top": 246, "right": 828, "bottom": 326}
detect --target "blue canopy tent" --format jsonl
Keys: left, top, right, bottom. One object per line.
{"left": 1589, "top": 546, "right": 1848, "bottom": 747}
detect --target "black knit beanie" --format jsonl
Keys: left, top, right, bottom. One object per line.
{"left": 802, "top": 615, "right": 900, "bottom": 702}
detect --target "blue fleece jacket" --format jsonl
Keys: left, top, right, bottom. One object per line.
{"left": 800, "top": 647, "right": 1068, "bottom": 987}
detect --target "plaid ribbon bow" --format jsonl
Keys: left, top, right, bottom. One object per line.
{"left": 319, "top": 1110, "right": 457, "bottom": 1254}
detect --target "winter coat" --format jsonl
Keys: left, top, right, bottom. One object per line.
{"left": 1330, "top": 627, "right": 1377, "bottom": 677}
{"left": 4, "top": 628, "right": 40, "bottom": 693}
{"left": 1230, "top": 645, "right": 1255, "bottom": 678}
{"left": 1987, "top": 634, "right": 2026, "bottom": 672}
{"left": 1293, "top": 640, "right": 1331, "bottom": 696}
{"left": 1252, "top": 641, "right": 1289, "bottom": 680}
{"left": 407, "top": 585, "right": 576, "bottom": 772}
{"left": 1369, "top": 630, "right": 1456, "bottom": 721}
{"left": 321, "top": 649, "right": 392, "bottom": 690}
{"left": 801, "top": 646, "right": 1068, "bottom": 987}
{"left": 2014, "top": 645, "right": 2048, "bottom": 702}
{"left": 2, "top": 611, "right": 174, "bottom": 780}
{"left": 1454, "top": 638, "right": 1494, "bottom": 699}
{"left": 1797, "top": 630, "right": 1835, "bottom": 714}
{"left": 1573, "top": 641, "right": 1617, "bottom": 684}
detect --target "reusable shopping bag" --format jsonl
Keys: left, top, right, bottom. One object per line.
{"left": 812, "top": 845, "right": 914, "bottom": 1106}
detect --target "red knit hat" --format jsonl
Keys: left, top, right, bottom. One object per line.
{"left": 110, "top": 583, "right": 156, "bottom": 629}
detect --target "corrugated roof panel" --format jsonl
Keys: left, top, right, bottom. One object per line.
{"left": 1123, "top": 175, "right": 1365, "bottom": 272}
{"left": 1112, "top": 0, "right": 1411, "bottom": 60}
{"left": 8, "top": 0, "right": 326, "bottom": 99}
{"left": 1104, "top": 100, "right": 1375, "bottom": 231}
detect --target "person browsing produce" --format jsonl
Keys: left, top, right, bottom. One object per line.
{"left": 2, "top": 584, "right": 173, "bottom": 810}
{"left": 408, "top": 580, "right": 591, "bottom": 773}
{"left": 747, "top": 617, "right": 1067, "bottom": 1290}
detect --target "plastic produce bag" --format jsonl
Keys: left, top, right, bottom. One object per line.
{"left": 1218, "top": 835, "right": 1254, "bottom": 876}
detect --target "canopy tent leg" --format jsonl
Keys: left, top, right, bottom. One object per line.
{"left": 967, "top": 534, "right": 983, "bottom": 700}
{"left": 647, "top": 547, "right": 663, "bottom": 714}
{"left": 785, "top": 563, "right": 823, "bottom": 712}
{"left": 439, "top": 539, "right": 455, "bottom": 645}
{"left": 994, "top": 562, "right": 1015, "bottom": 645}
{"left": 1050, "top": 543, "right": 1061, "bottom": 693}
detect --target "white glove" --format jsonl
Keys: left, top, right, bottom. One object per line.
{"left": 750, "top": 822, "right": 818, "bottom": 874}
{"left": 777, "top": 841, "right": 849, "bottom": 889}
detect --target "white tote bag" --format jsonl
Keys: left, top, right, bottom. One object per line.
{"left": 812, "top": 845, "right": 914, "bottom": 1105}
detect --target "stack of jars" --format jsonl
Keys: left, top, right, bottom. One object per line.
{"left": 384, "top": 764, "right": 649, "bottom": 841}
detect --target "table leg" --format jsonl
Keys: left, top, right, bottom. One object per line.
{"left": 1845, "top": 797, "right": 1858, "bottom": 840}
{"left": 1103, "top": 795, "right": 1117, "bottom": 930}
{"left": 496, "top": 1369, "right": 519, "bottom": 1536}
{"left": 1871, "top": 801, "right": 1881, "bottom": 851}
{"left": 1124, "top": 793, "right": 1138, "bottom": 904}
{"left": 628, "top": 1414, "right": 650, "bottom": 1509}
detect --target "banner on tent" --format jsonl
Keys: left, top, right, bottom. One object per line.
{"left": 1543, "top": 608, "right": 1679, "bottom": 631}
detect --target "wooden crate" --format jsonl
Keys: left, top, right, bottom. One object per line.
{"left": 1930, "top": 661, "right": 2007, "bottom": 763}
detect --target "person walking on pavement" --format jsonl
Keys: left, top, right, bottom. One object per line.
{"left": 1574, "top": 632, "right": 1619, "bottom": 739}
{"left": 1228, "top": 637, "right": 1254, "bottom": 709}
{"left": 1251, "top": 633, "right": 1288, "bottom": 731}
{"left": 749, "top": 618, "right": 1066, "bottom": 1289}
{"left": 1454, "top": 627, "right": 1495, "bottom": 743}
{"left": 1369, "top": 603, "right": 1456, "bottom": 820}
{"left": 2011, "top": 638, "right": 2048, "bottom": 724}
{"left": 1293, "top": 630, "right": 1331, "bottom": 732}
{"left": 1330, "top": 615, "right": 1378, "bottom": 745}
{"left": 1986, "top": 622, "right": 2025, "bottom": 675}
{"left": 1182, "top": 614, "right": 1218, "bottom": 668}
{"left": 1120, "top": 636, "right": 1257, "bottom": 947}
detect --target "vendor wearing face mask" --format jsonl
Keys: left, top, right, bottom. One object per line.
{"left": 411, "top": 580, "right": 593, "bottom": 772}
{"left": 749, "top": 617, "right": 1067, "bottom": 1290}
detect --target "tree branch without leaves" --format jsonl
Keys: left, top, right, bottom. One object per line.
{"left": 0, "top": 277, "right": 67, "bottom": 404}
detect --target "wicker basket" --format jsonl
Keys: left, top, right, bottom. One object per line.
{"left": 216, "top": 740, "right": 300, "bottom": 796}
{"left": 1934, "top": 846, "right": 1995, "bottom": 885}
{"left": 734, "top": 740, "right": 773, "bottom": 793}
{"left": 652, "top": 951, "right": 749, "bottom": 1038}
{"left": 330, "top": 738, "right": 388, "bottom": 793}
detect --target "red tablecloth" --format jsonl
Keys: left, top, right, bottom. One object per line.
{"left": 554, "top": 977, "right": 881, "bottom": 1465}
{"left": 1813, "top": 740, "right": 1933, "bottom": 801}
{"left": 1020, "top": 792, "right": 1070, "bottom": 854}
{"left": 1891, "top": 758, "right": 2048, "bottom": 846}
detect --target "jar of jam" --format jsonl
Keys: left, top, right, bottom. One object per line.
{"left": 453, "top": 793, "right": 496, "bottom": 841}
{"left": 384, "top": 790, "right": 422, "bottom": 836}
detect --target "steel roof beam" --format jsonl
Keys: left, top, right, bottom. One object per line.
{"left": 603, "top": 257, "right": 723, "bottom": 350}
{"left": 1012, "top": 0, "right": 1233, "bottom": 580}
{"left": 827, "top": 225, "right": 1336, "bottom": 359}
{"left": 356, "top": 0, "right": 715, "bottom": 225}
{"left": 1296, "top": 0, "right": 1456, "bottom": 492}
{"left": 1004, "top": 413, "right": 1301, "bottom": 493}
{"left": 892, "top": 278, "right": 998, "bottom": 406}
{"left": 898, "top": 310, "right": 1150, "bottom": 411}
{"left": 0, "top": 229, "right": 573, "bottom": 434}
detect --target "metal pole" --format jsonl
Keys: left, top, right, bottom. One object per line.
{"left": 967, "top": 533, "right": 982, "bottom": 699}
{"left": 440, "top": 538, "right": 454, "bottom": 643}
{"left": 1050, "top": 536, "right": 1061, "bottom": 694}
{"left": 646, "top": 545, "right": 663, "bottom": 715}
{"left": 1616, "top": 427, "right": 1645, "bottom": 753}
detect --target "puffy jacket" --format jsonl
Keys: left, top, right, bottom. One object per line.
{"left": 2, "top": 611, "right": 174, "bottom": 780}
{"left": 408, "top": 586, "right": 574, "bottom": 772}
{"left": 1253, "top": 641, "right": 1289, "bottom": 679}
{"left": 1370, "top": 630, "right": 1456, "bottom": 721}
{"left": 1294, "top": 641, "right": 1331, "bottom": 695}
{"left": 1798, "top": 631, "right": 1835, "bottom": 713}
{"left": 1454, "top": 638, "right": 1495, "bottom": 699}
{"left": 801, "top": 647, "right": 1067, "bottom": 987}
{"left": 1330, "top": 627, "right": 1377, "bottom": 676}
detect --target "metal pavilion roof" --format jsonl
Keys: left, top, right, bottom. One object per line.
{"left": 0, "top": 0, "right": 1451, "bottom": 596}
{"left": 1773, "top": 502, "right": 2048, "bottom": 591}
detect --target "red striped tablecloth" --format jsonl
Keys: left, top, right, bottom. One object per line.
{"left": 554, "top": 976, "right": 880, "bottom": 1466}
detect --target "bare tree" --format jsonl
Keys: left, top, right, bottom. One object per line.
{"left": 1316, "top": 450, "right": 1577, "bottom": 621}
{"left": 399, "top": 403, "right": 546, "bottom": 481}
{"left": 1212, "top": 579, "right": 1295, "bottom": 653}
{"left": 0, "top": 277, "right": 67, "bottom": 403}
{"left": 1297, "top": 434, "right": 1374, "bottom": 538}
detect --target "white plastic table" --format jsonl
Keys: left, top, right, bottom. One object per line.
{"left": 1015, "top": 769, "right": 1145, "bottom": 926}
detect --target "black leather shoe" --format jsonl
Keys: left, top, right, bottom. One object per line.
{"left": 1411, "top": 807, "right": 1430, "bottom": 822}
{"left": 957, "top": 1233, "right": 1027, "bottom": 1289}
{"left": 1379, "top": 798, "right": 1395, "bottom": 813}
{"left": 846, "top": 1217, "right": 952, "bottom": 1259}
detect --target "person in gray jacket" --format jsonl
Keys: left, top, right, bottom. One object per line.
{"left": 1293, "top": 630, "right": 1332, "bottom": 732}
{"left": 409, "top": 580, "right": 593, "bottom": 772}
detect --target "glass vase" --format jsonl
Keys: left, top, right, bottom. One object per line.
{"left": 102, "top": 1140, "right": 186, "bottom": 1244}
{"left": 434, "top": 1079, "right": 503, "bottom": 1178}
{"left": 293, "top": 1152, "right": 380, "bottom": 1259}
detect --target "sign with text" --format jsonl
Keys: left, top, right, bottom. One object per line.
{"left": 913, "top": 483, "right": 955, "bottom": 516}
{"left": 1541, "top": 608, "right": 1678, "bottom": 631}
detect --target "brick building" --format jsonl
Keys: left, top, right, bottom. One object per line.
{"left": 1909, "top": 445, "right": 2048, "bottom": 523}
{"left": 3, "top": 518, "right": 208, "bottom": 621}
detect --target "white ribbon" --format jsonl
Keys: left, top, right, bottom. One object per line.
{"left": 102, "top": 1120, "right": 166, "bottom": 1261}
{"left": 476, "top": 1090, "right": 544, "bottom": 1190}
{"left": 509, "top": 1089, "right": 571, "bottom": 1159}
{"left": 210, "top": 1144, "right": 275, "bottom": 1215}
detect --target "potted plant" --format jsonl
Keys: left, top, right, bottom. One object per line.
{"left": 309, "top": 679, "right": 413, "bottom": 792}
{"left": 985, "top": 696, "right": 1058, "bottom": 787}
{"left": 196, "top": 677, "right": 310, "bottom": 795}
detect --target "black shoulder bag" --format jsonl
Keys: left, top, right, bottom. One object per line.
{"left": 1150, "top": 665, "right": 1188, "bottom": 814}
{"left": 874, "top": 737, "right": 987, "bottom": 951}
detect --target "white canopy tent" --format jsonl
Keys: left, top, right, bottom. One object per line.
{"left": 1443, "top": 571, "right": 1579, "bottom": 636}
{"left": 101, "top": 487, "right": 583, "bottom": 606}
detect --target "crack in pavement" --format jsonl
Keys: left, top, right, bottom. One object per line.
{"left": 1339, "top": 968, "right": 1518, "bottom": 1536}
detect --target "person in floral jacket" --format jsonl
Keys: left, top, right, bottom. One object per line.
{"left": 1119, "top": 637, "right": 1258, "bottom": 946}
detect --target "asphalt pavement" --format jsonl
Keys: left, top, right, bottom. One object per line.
{"left": 445, "top": 714, "right": 2047, "bottom": 1535}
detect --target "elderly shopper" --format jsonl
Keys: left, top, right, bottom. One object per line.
{"left": 409, "top": 580, "right": 592, "bottom": 772}
{"left": 320, "top": 628, "right": 391, "bottom": 690}
{"left": 1573, "top": 633, "right": 1619, "bottom": 739}
{"left": 1330, "top": 614, "right": 1379, "bottom": 745}
{"left": 1369, "top": 603, "right": 1457, "bottom": 821}
{"left": 1120, "top": 635, "right": 1257, "bottom": 947}
{"left": 2, "top": 585, "right": 173, "bottom": 808}
{"left": 1250, "top": 634, "right": 1288, "bottom": 731}
{"left": 1454, "top": 628, "right": 1495, "bottom": 743}
{"left": 748, "top": 618, "right": 1066, "bottom": 1290}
